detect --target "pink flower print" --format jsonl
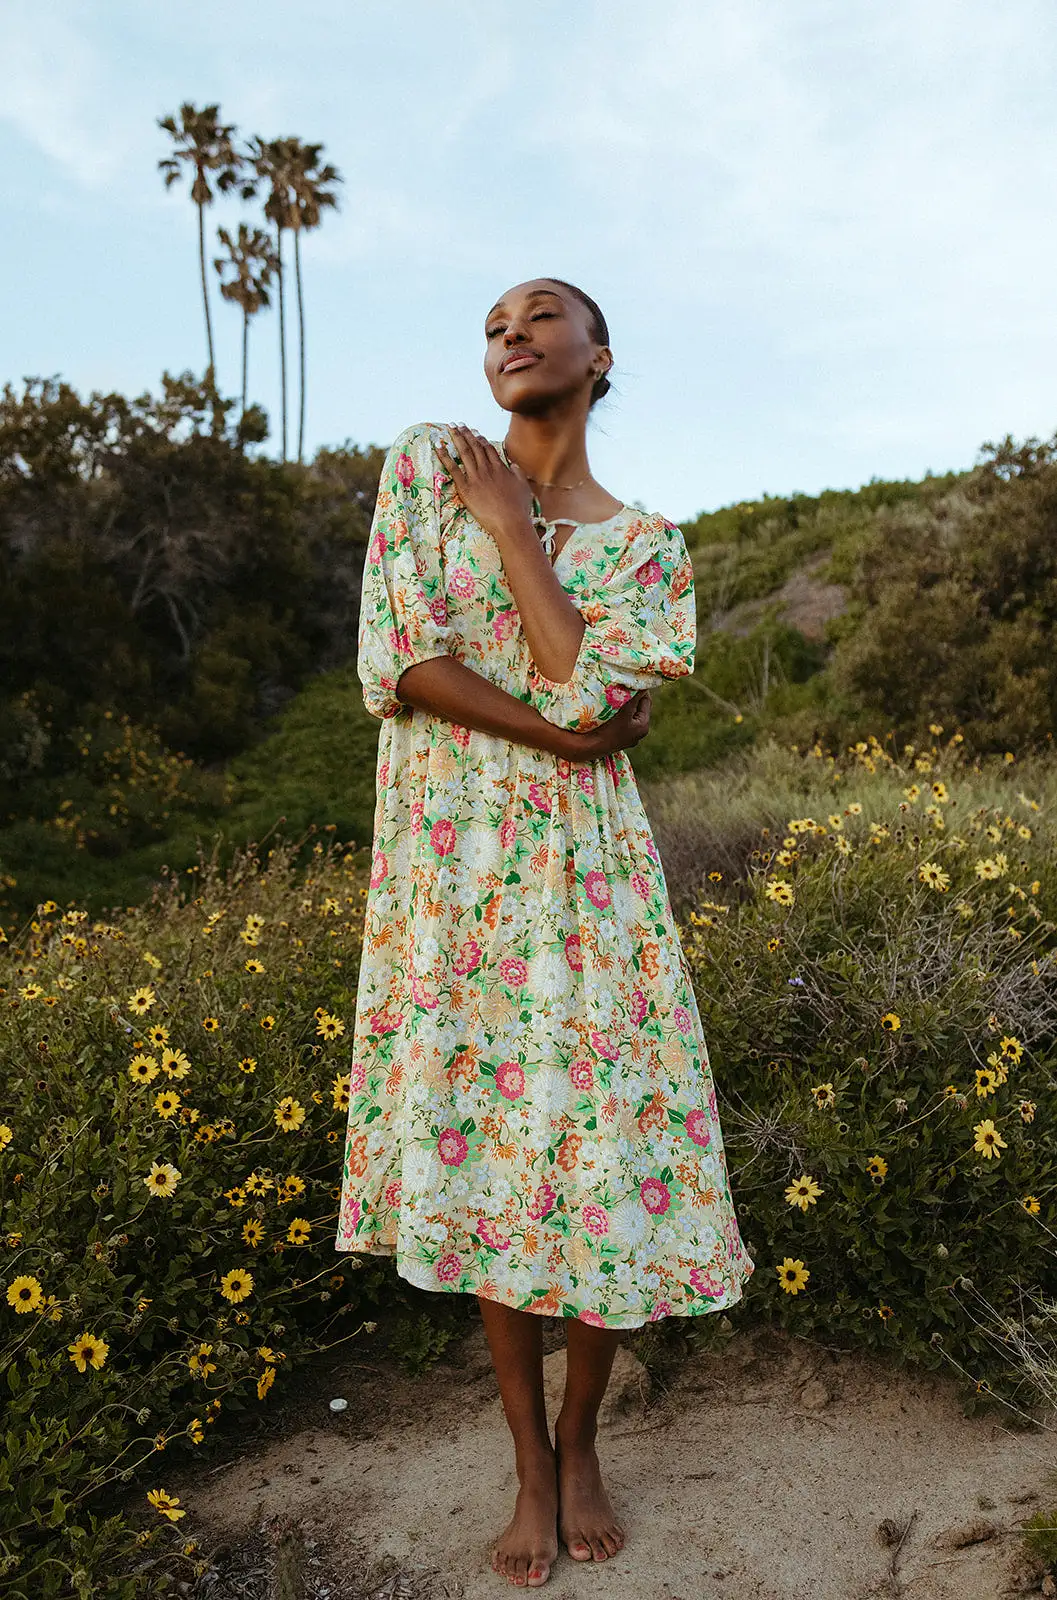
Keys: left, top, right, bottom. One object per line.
{"left": 383, "top": 1179, "right": 402, "bottom": 1209}
{"left": 499, "top": 956, "right": 528, "bottom": 988}
{"left": 393, "top": 622, "right": 414, "bottom": 661}
{"left": 436, "top": 1251, "right": 462, "bottom": 1284}
{"left": 640, "top": 1177, "right": 671, "bottom": 1215}
{"left": 645, "top": 837, "right": 660, "bottom": 863}
{"left": 577, "top": 1309, "right": 607, "bottom": 1326}
{"left": 410, "top": 800, "right": 424, "bottom": 836}
{"left": 395, "top": 452, "right": 416, "bottom": 487}
{"left": 564, "top": 934, "right": 584, "bottom": 971}
{"left": 584, "top": 870, "right": 611, "bottom": 910}
{"left": 370, "top": 850, "right": 389, "bottom": 889}
{"left": 689, "top": 1267, "right": 723, "bottom": 1298}
{"left": 630, "top": 989, "right": 648, "bottom": 1027}
{"left": 453, "top": 937, "right": 483, "bottom": 976}
{"left": 347, "top": 1062, "right": 366, "bottom": 1093}
{"left": 427, "top": 594, "right": 449, "bottom": 626}
{"left": 477, "top": 1216, "right": 511, "bottom": 1251}
{"left": 590, "top": 1028, "right": 618, "bottom": 1061}
{"left": 453, "top": 724, "right": 471, "bottom": 751}
{"left": 707, "top": 1084, "right": 718, "bottom": 1121}
{"left": 636, "top": 557, "right": 663, "bottom": 587}
{"left": 496, "top": 1060, "right": 526, "bottom": 1100}
{"left": 556, "top": 757, "right": 571, "bottom": 781}
{"left": 648, "top": 1300, "right": 672, "bottom": 1321}
{"left": 343, "top": 1197, "right": 362, "bottom": 1231}
{"left": 379, "top": 758, "right": 390, "bottom": 788}
{"left": 674, "top": 1005, "right": 692, "bottom": 1035}
{"left": 603, "top": 684, "right": 634, "bottom": 711}
{"left": 430, "top": 818, "right": 457, "bottom": 857}
{"left": 582, "top": 1203, "right": 609, "bottom": 1237}
{"left": 438, "top": 1128, "right": 469, "bottom": 1166}
{"left": 449, "top": 565, "right": 476, "bottom": 599}
{"left": 368, "top": 527, "right": 389, "bottom": 564}
{"left": 528, "top": 781, "right": 552, "bottom": 814}
{"left": 410, "top": 972, "right": 439, "bottom": 1009}
{"left": 433, "top": 469, "right": 447, "bottom": 501}
{"left": 492, "top": 609, "right": 518, "bottom": 644}
{"left": 527, "top": 1180, "right": 557, "bottom": 1219}
{"left": 499, "top": 816, "right": 518, "bottom": 850}
{"left": 685, "top": 1109, "right": 712, "bottom": 1149}
{"left": 569, "top": 1057, "right": 594, "bottom": 1092}
{"left": 575, "top": 767, "right": 595, "bottom": 796}
{"left": 370, "top": 1008, "right": 402, "bottom": 1036}
{"left": 631, "top": 871, "right": 651, "bottom": 902}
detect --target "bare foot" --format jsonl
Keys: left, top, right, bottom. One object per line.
{"left": 555, "top": 1430, "right": 626, "bottom": 1562}
{"left": 491, "top": 1451, "right": 559, "bottom": 1587}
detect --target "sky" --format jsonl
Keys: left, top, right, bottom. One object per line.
{"left": 4, "top": 0, "right": 1057, "bottom": 521}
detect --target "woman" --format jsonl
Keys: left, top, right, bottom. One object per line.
{"left": 335, "top": 277, "right": 755, "bottom": 1587}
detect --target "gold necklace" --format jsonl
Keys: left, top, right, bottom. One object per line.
{"left": 527, "top": 470, "right": 590, "bottom": 491}
{"left": 501, "top": 442, "right": 590, "bottom": 492}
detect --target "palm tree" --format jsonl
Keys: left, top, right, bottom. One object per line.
{"left": 157, "top": 103, "right": 243, "bottom": 410}
{"left": 213, "top": 224, "right": 278, "bottom": 426}
{"left": 241, "top": 136, "right": 301, "bottom": 461}
{"left": 284, "top": 141, "right": 342, "bottom": 463}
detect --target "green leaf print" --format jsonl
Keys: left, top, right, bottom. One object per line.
{"left": 459, "top": 1117, "right": 476, "bottom": 1135}
{"left": 364, "top": 1106, "right": 383, "bottom": 1124}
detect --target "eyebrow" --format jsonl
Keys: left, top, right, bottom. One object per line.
{"left": 485, "top": 288, "right": 564, "bottom": 324}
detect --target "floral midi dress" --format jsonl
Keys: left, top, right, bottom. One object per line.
{"left": 334, "top": 420, "right": 755, "bottom": 1328}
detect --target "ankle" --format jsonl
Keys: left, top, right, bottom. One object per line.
{"left": 515, "top": 1439, "right": 556, "bottom": 1481}
{"left": 554, "top": 1414, "right": 597, "bottom": 1451}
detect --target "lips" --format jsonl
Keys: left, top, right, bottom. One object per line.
{"left": 500, "top": 351, "right": 541, "bottom": 373}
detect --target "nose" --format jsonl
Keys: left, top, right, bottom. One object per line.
{"left": 503, "top": 318, "right": 529, "bottom": 345}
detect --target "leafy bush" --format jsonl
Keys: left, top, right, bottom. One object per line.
{"left": 0, "top": 831, "right": 417, "bottom": 1597}
{"left": 673, "top": 730, "right": 1057, "bottom": 1413}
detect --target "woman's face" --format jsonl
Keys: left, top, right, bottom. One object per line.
{"left": 483, "top": 279, "right": 610, "bottom": 415}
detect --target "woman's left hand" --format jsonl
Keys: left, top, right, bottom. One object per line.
{"left": 435, "top": 425, "right": 536, "bottom": 544}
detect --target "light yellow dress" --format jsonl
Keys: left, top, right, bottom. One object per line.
{"left": 334, "top": 421, "right": 755, "bottom": 1327}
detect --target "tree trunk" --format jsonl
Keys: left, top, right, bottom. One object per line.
{"left": 276, "top": 224, "right": 288, "bottom": 461}
{"left": 295, "top": 228, "right": 306, "bottom": 464}
{"left": 198, "top": 199, "right": 216, "bottom": 401}
{"left": 241, "top": 307, "right": 248, "bottom": 424}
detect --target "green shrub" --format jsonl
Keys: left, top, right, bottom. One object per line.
{"left": 0, "top": 833, "right": 414, "bottom": 1597}
{"left": 675, "top": 730, "right": 1057, "bottom": 1414}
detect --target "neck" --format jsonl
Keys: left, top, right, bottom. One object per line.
{"left": 503, "top": 409, "right": 592, "bottom": 488}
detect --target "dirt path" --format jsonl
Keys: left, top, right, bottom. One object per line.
{"left": 166, "top": 1320, "right": 1057, "bottom": 1599}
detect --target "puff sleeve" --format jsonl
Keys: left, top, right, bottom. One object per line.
{"left": 527, "top": 512, "right": 697, "bottom": 731}
{"left": 357, "top": 423, "right": 455, "bottom": 721}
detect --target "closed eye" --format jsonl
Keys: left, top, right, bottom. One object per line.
{"left": 486, "top": 311, "right": 556, "bottom": 338}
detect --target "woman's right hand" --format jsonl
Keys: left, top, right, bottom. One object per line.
{"left": 567, "top": 690, "right": 652, "bottom": 760}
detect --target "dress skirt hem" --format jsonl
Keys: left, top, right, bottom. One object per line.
{"left": 334, "top": 1238, "right": 755, "bottom": 1331}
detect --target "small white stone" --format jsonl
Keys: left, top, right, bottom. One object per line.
{"left": 329, "top": 1397, "right": 348, "bottom": 1412}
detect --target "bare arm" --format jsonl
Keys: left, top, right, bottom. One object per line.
{"left": 434, "top": 428, "right": 588, "bottom": 683}
{"left": 394, "top": 655, "right": 651, "bottom": 761}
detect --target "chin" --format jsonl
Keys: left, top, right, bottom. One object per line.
{"left": 493, "top": 382, "right": 566, "bottom": 419}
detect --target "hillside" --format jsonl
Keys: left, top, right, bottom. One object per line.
{"left": 3, "top": 373, "right": 1057, "bottom": 923}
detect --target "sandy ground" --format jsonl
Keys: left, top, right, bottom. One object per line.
{"left": 160, "top": 1318, "right": 1057, "bottom": 1600}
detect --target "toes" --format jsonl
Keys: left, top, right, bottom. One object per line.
{"left": 526, "top": 1559, "right": 551, "bottom": 1587}
{"left": 512, "top": 1556, "right": 529, "bottom": 1586}
{"left": 600, "top": 1529, "right": 622, "bottom": 1557}
{"left": 565, "top": 1533, "right": 592, "bottom": 1561}
{"left": 589, "top": 1537, "right": 608, "bottom": 1560}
